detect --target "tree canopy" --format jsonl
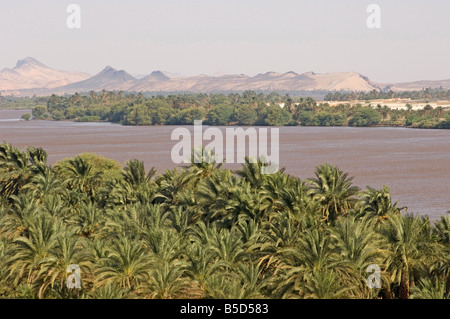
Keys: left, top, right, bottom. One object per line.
{"left": 0, "top": 142, "right": 449, "bottom": 299}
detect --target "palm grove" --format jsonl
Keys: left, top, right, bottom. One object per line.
{"left": 0, "top": 142, "right": 449, "bottom": 299}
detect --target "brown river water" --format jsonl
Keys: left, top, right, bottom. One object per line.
{"left": 1, "top": 109, "right": 449, "bottom": 221}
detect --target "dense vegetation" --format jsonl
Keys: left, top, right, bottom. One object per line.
{"left": 0, "top": 142, "right": 449, "bottom": 299}
{"left": 2, "top": 91, "right": 450, "bottom": 128}
{"left": 324, "top": 88, "right": 450, "bottom": 101}
{"left": 0, "top": 95, "right": 47, "bottom": 110}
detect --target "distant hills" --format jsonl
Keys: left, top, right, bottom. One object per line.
{"left": 387, "top": 79, "right": 450, "bottom": 92}
{"left": 0, "top": 57, "right": 90, "bottom": 92}
{"left": 1, "top": 57, "right": 449, "bottom": 96}
{"left": 59, "top": 66, "right": 137, "bottom": 92}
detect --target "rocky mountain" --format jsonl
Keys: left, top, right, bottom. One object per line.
{"left": 0, "top": 57, "right": 90, "bottom": 91}
{"left": 1, "top": 57, "right": 450, "bottom": 96}
{"left": 131, "top": 71, "right": 171, "bottom": 91}
{"left": 56, "top": 66, "right": 136, "bottom": 93}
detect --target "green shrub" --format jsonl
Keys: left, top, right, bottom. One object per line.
{"left": 21, "top": 113, "right": 31, "bottom": 121}
{"left": 349, "top": 107, "right": 381, "bottom": 126}
{"left": 32, "top": 105, "right": 48, "bottom": 119}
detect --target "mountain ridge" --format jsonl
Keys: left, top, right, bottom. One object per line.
{"left": 0, "top": 57, "right": 90, "bottom": 91}
{"left": 59, "top": 66, "right": 136, "bottom": 92}
{"left": 1, "top": 57, "right": 449, "bottom": 96}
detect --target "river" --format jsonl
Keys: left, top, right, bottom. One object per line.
{"left": 1, "top": 109, "right": 449, "bottom": 221}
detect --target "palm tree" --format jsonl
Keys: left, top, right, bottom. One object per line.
{"left": 4, "top": 213, "right": 62, "bottom": 289}
{"left": 234, "top": 262, "right": 268, "bottom": 298}
{"left": 308, "top": 164, "right": 360, "bottom": 223}
{"left": 411, "top": 277, "right": 450, "bottom": 299}
{"left": 204, "top": 270, "right": 264, "bottom": 299}
{"left": 357, "top": 185, "right": 405, "bottom": 221}
{"left": 259, "top": 173, "right": 316, "bottom": 221}
{"left": 185, "top": 244, "right": 225, "bottom": 294}
{"left": 166, "top": 206, "right": 194, "bottom": 236}
{"left": 431, "top": 215, "right": 450, "bottom": 294}
{"left": 142, "top": 228, "right": 184, "bottom": 265}
{"left": 154, "top": 168, "right": 190, "bottom": 205}
{"left": 234, "top": 218, "right": 261, "bottom": 248}
{"left": 123, "top": 159, "right": 155, "bottom": 185}
{"left": 37, "top": 232, "right": 92, "bottom": 298}
{"left": 256, "top": 211, "right": 305, "bottom": 273}
{"left": 380, "top": 214, "right": 431, "bottom": 299}
{"left": 209, "top": 228, "right": 246, "bottom": 268}
{"left": 330, "top": 216, "right": 387, "bottom": 298}
{"left": 102, "top": 179, "right": 134, "bottom": 207}
{"left": 302, "top": 269, "right": 350, "bottom": 299}
{"left": 0, "top": 143, "right": 32, "bottom": 197}
{"left": 9, "top": 283, "right": 37, "bottom": 299}
{"left": 0, "top": 237, "right": 12, "bottom": 296}
{"left": 68, "top": 201, "right": 106, "bottom": 239}
{"left": 185, "top": 147, "right": 223, "bottom": 181}
{"left": 56, "top": 156, "right": 102, "bottom": 198}
{"left": 433, "top": 215, "right": 450, "bottom": 245}
{"left": 197, "top": 169, "right": 262, "bottom": 227}
{"left": 95, "top": 237, "right": 153, "bottom": 291}
{"left": 84, "top": 238, "right": 111, "bottom": 267}
{"left": 41, "top": 194, "right": 70, "bottom": 219}
{"left": 271, "top": 227, "right": 341, "bottom": 298}
{"left": 235, "top": 157, "right": 281, "bottom": 189}
{"left": 23, "top": 168, "right": 66, "bottom": 202}
{"left": 0, "top": 193, "right": 39, "bottom": 239}
{"left": 27, "top": 146, "right": 48, "bottom": 166}
{"left": 148, "top": 261, "right": 190, "bottom": 299}
{"left": 85, "top": 282, "right": 130, "bottom": 299}
{"left": 104, "top": 203, "right": 169, "bottom": 240}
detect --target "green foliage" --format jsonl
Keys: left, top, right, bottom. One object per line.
{"left": 55, "top": 153, "right": 122, "bottom": 183}
{"left": 325, "top": 88, "right": 450, "bottom": 101}
{"left": 123, "top": 104, "right": 152, "bottom": 125}
{"left": 349, "top": 107, "right": 381, "bottom": 127}
{"left": 0, "top": 96, "right": 48, "bottom": 110}
{"left": 86, "top": 105, "right": 110, "bottom": 119}
{"left": 0, "top": 142, "right": 449, "bottom": 299}
{"left": 298, "top": 111, "right": 316, "bottom": 126}
{"left": 308, "top": 163, "right": 360, "bottom": 223}
{"left": 168, "top": 108, "right": 205, "bottom": 125}
{"left": 64, "top": 106, "right": 85, "bottom": 120}
{"left": 21, "top": 113, "right": 31, "bottom": 121}
{"left": 406, "top": 114, "right": 441, "bottom": 128}
{"left": 51, "top": 110, "right": 65, "bottom": 121}
{"left": 3, "top": 91, "right": 447, "bottom": 129}
{"left": 148, "top": 105, "right": 173, "bottom": 125}
{"left": 206, "top": 104, "right": 234, "bottom": 125}
{"left": 437, "top": 114, "right": 450, "bottom": 129}
{"left": 297, "top": 111, "right": 346, "bottom": 126}
{"left": 405, "top": 114, "right": 419, "bottom": 126}
{"left": 314, "top": 112, "right": 347, "bottom": 126}
{"left": 260, "top": 104, "right": 293, "bottom": 126}
{"left": 232, "top": 104, "right": 257, "bottom": 125}
{"left": 32, "top": 105, "right": 48, "bottom": 120}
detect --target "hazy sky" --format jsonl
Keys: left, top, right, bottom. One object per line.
{"left": 1, "top": 0, "right": 450, "bottom": 83}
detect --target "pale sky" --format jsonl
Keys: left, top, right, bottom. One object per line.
{"left": 1, "top": 0, "right": 450, "bottom": 83}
